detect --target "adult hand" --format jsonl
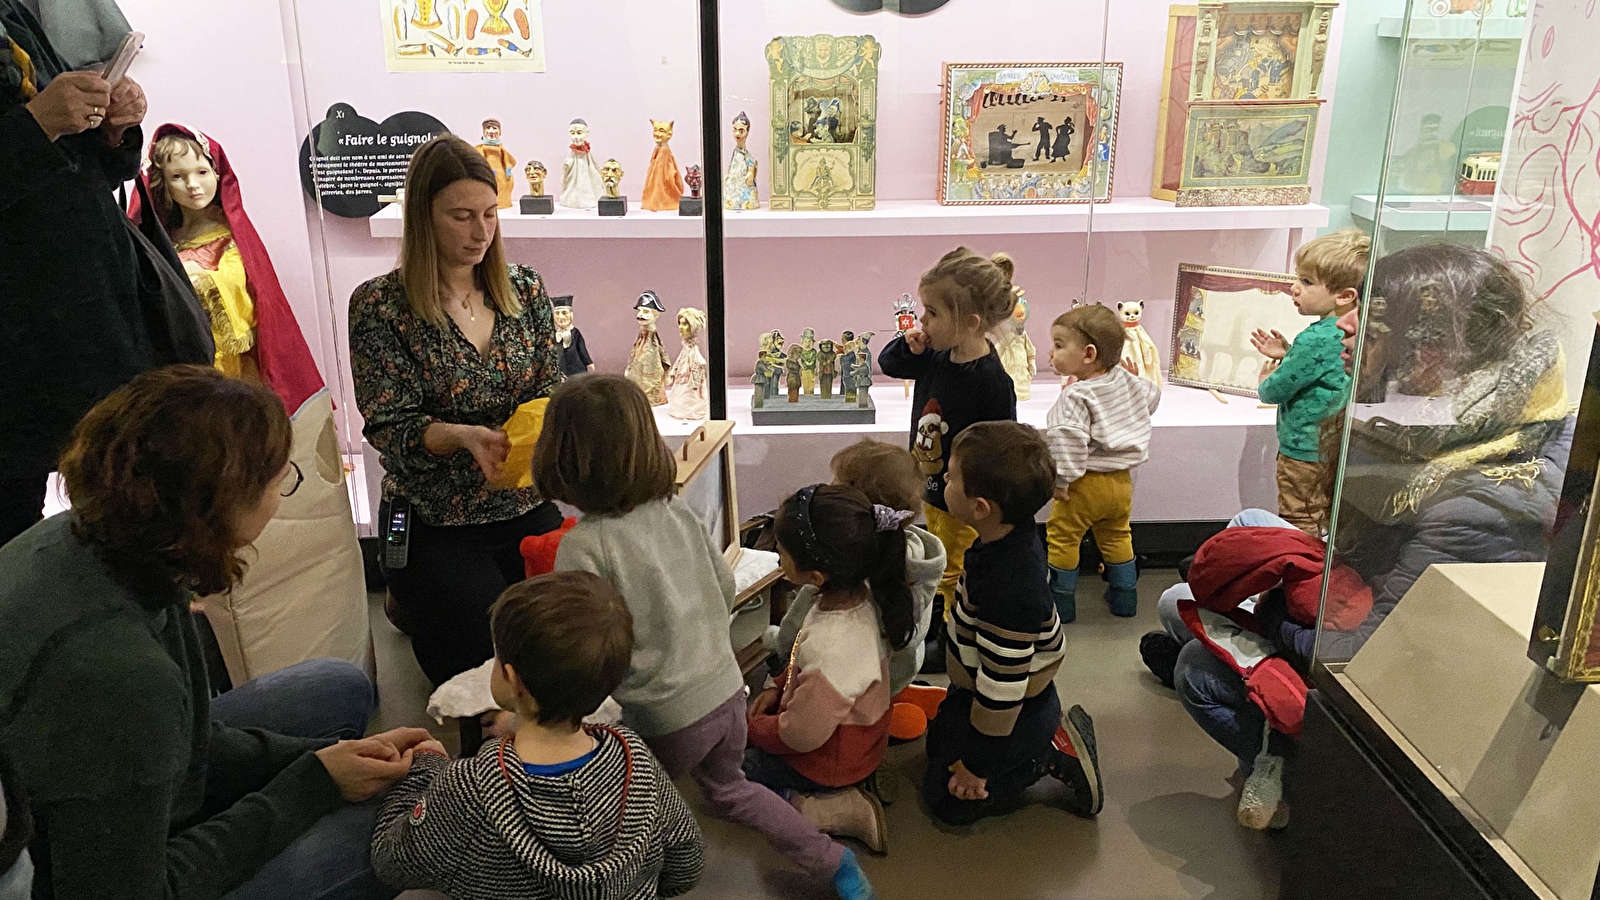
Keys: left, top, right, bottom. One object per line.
{"left": 428, "top": 423, "right": 510, "bottom": 482}
{"left": 314, "top": 738, "right": 415, "bottom": 802}
{"left": 365, "top": 727, "right": 436, "bottom": 758}
{"left": 413, "top": 739, "right": 450, "bottom": 758}
{"left": 903, "top": 328, "right": 929, "bottom": 355}
{"left": 460, "top": 426, "right": 511, "bottom": 482}
{"left": 1250, "top": 329, "right": 1289, "bottom": 361}
{"left": 100, "top": 76, "right": 147, "bottom": 147}
{"left": 24, "top": 71, "right": 111, "bottom": 141}
{"left": 947, "top": 760, "right": 989, "bottom": 801}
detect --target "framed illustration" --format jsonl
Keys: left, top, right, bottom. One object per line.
{"left": 1529, "top": 321, "right": 1600, "bottom": 682}
{"left": 1191, "top": 1, "right": 1336, "bottom": 103}
{"left": 1176, "top": 99, "right": 1319, "bottom": 206}
{"left": 938, "top": 62, "right": 1123, "bottom": 205}
{"left": 381, "top": 0, "right": 546, "bottom": 72}
{"left": 1151, "top": 0, "right": 1336, "bottom": 201}
{"left": 1169, "top": 264, "right": 1302, "bottom": 397}
{"left": 766, "top": 34, "right": 881, "bottom": 211}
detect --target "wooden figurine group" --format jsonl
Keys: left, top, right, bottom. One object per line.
{"left": 751, "top": 328, "right": 875, "bottom": 409}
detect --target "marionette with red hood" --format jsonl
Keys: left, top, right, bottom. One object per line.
{"left": 131, "top": 123, "right": 324, "bottom": 416}
{"left": 128, "top": 124, "right": 371, "bottom": 683}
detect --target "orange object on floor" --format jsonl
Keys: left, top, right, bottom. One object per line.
{"left": 890, "top": 703, "right": 927, "bottom": 741}
{"left": 889, "top": 684, "right": 947, "bottom": 740}
{"left": 895, "top": 684, "right": 946, "bottom": 720}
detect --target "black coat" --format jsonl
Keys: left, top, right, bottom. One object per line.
{"left": 1, "top": 0, "right": 154, "bottom": 476}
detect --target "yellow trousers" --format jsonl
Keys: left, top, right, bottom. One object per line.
{"left": 923, "top": 502, "right": 978, "bottom": 619}
{"left": 1046, "top": 469, "right": 1135, "bottom": 571}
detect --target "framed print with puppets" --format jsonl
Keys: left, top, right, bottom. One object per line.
{"left": 939, "top": 62, "right": 1123, "bottom": 205}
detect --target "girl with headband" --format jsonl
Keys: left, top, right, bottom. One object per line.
{"left": 746, "top": 483, "right": 917, "bottom": 855}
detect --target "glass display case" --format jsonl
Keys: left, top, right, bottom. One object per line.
{"left": 1301, "top": 0, "right": 1600, "bottom": 896}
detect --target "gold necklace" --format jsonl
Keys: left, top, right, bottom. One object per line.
{"left": 453, "top": 287, "right": 478, "bottom": 322}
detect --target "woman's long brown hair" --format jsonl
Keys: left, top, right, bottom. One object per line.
{"left": 398, "top": 134, "right": 519, "bottom": 329}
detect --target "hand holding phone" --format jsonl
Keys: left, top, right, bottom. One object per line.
{"left": 101, "top": 32, "right": 144, "bottom": 87}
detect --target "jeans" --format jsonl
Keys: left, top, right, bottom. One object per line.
{"left": 0, "top": 851, "right": 31, "bottom": 900}
{"left": 211, "top": 659, "right": 398, "bottom": 900}
{"left": 743, "top": 748, "right": 833, "bottom": 797}
{"left": 1165, "top": 508, "right": 1299, "bottom": 774}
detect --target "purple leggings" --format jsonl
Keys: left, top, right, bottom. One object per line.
{"left": 644, "top": 692, "right": 843, "bottom": 880}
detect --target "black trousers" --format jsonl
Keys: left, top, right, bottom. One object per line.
{"left": 922, "top": 685, "right": 1060, "bottom": 826}
{"left": 382, "top": 501, "right": 563, "bottom": 686}
{"left": 0, "top": 471, "right": 50, "bottom": 548}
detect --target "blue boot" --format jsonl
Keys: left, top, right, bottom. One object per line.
{"left": 1048, "top": 565, "right": 1079, "bottom": 623}
{"left": 1104, "top": 560, "right": 1138, "bottom": 617}
{"left": 833, "top": 848, "right": 879, "bottom": 900}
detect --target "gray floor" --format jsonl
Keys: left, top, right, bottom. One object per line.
{"left": 373, "top": 572, "right": 1281, "bottom": 900}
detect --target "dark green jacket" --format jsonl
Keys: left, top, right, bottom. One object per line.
{"left": 0, "top": 515, "right": 342, "bottom": 900}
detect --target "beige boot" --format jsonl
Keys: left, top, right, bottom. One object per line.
{"left": 791, "top": 787, "right": 888, "bottom": 854}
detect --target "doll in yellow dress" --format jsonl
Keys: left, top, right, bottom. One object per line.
{"left": 137, "top": 125, "right": 325, "bottom": 411}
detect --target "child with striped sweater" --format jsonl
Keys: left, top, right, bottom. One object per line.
{"left": 923, "top": 422, "right": 1103, "bottom": 825}
{"left": 1044, "top": 303, "right": 1162, "bottom": 621}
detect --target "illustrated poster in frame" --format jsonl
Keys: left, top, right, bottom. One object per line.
{"left": 1151, "top": 1, "right": 1336, "bottom": 201}
{"left": 1177, "top": 99, "right": 1319, "bottom": 206}
{"left": 381, "top": 0, "right": 546, "bottom": 72}
{"left": 1169, "top": 264, "right": 1302, "bottom": 397}
{"left": 1529, "top": 320, "right": 1600, "bottom": 682}
{"left": 939, "top": 62, "right": 1123, "bottom": 205}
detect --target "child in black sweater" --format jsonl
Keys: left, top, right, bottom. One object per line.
{"left": 922, "top": 421, "right": 1104, "bottom": 826}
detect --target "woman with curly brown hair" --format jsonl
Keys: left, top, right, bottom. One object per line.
{"left": 0, "top": 365, "right": 435, "bottom": 900}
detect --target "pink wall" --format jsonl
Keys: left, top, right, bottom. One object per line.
{"left": 112, "top": 0, "right": 1344, "bottom": 437}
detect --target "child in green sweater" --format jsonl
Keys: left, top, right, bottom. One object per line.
{"left": 1249, "top": 227, "right": 1370, "bottom": 535}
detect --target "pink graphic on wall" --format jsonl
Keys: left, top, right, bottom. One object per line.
{"left": 1490, "top": 0, "right": 1600, "bottom": 394}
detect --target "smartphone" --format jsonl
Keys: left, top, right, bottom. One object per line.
{"left": 100, "top": 31, "right": 144, "bottom": 87}
{"left": 383, "top": 497, "right": 412, "bottom": 570}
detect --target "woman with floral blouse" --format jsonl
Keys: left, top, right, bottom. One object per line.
{"left": 350, "top": 135, "right": 562, "bottom": 686}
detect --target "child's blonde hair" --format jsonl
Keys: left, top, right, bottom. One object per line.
{"left": 919, "top": 247, "right": 1017, "bottom": 333}
{"left": 830, "top": 439, "right": 923, "bottom": 515}
{"left": 1295, "top": 227, "right": 1372, "bottom": 296}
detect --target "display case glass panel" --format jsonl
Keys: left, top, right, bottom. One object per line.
{"left": 1313, "top": 1, "right": 1600, "bottom": 894}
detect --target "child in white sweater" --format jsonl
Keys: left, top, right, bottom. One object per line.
{"left": 1044, "top": 304, "right": 1162, "bottom": 621}
{"left": 531, "top": 374, "right": 875, "bottom": 900}
{"left": 768, "top": 439, "right": 947, "bottom": 739}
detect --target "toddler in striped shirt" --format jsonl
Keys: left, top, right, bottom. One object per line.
{"left": 1044, "top": 303, "right": 1162, "bottom": 622}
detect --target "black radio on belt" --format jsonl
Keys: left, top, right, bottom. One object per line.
{"left": 383, "top": 496, "right": 412, "bottom": 570}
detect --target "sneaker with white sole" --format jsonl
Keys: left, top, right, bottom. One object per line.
{"left": 1237, "top": 754, "right": 1285, "bottom": 830}
{"left": 1049, "top": 704, "right": 1103, "bottom": 817}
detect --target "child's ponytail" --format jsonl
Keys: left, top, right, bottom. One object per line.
{"left": 775, "top": 484, "right": 917, "bottom": 651}
{"left": 868, "top": 516, "right": 914, "bottom": 651}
